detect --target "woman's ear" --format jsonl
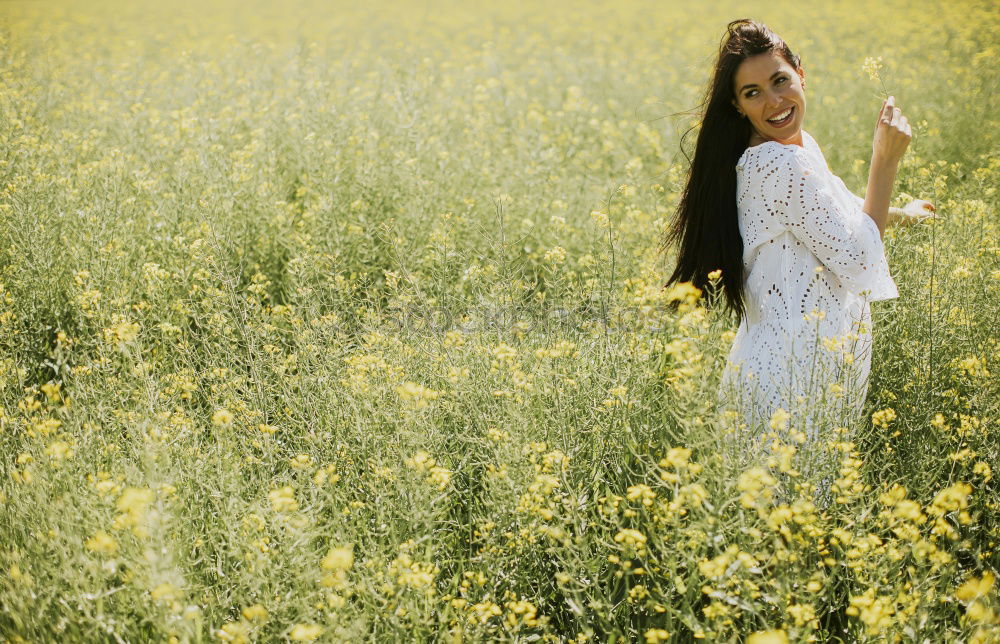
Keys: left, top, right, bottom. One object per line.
{"left": 731, "top": 98, "right": 742, "bottom": 116}
{"left": 797, "top": 66, "right": 806, "bottom": 86}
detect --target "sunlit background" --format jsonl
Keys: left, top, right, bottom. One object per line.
{"left": 1, "top": 0, "right": 997, "bottom": 641}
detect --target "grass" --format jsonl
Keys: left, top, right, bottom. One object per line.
{"left": 0, "top": 0, "right": 997, "bottom": 641}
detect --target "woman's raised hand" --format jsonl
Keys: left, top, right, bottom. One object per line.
{"left": 872, "top": 95, "right": 911, "bottom": 166}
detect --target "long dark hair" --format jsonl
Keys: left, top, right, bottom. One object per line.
{"left": 662, "top": 19, "right": 801, "bottom": 323}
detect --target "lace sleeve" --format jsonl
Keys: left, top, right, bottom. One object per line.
{"left": 802, "top": 131, "right": 868, "bottom": 214}
{"left": 772, "top": 147, "right": 899, "bottom": 301}
{"left": 828, "top": 172, "right": 866, "bottom": 210}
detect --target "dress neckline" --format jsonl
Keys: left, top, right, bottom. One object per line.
{"left": 737, "top": 131, "right": 813, "bottom": 168}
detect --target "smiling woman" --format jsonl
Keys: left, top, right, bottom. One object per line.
{"left": 731, "top": 50, "right": 806, "bottom": 147}
{"left": 663, "top": 19, "right": 931, "bottom": 472}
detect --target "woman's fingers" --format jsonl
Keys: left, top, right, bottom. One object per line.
{"left": 883, "top": 98, "right": 892, "bottom": 123}
{"left": 904, "top": 200, "right": 937, "bottom": 222}
{"left": 878, "top": 96, "right": 893, "bottom": 125}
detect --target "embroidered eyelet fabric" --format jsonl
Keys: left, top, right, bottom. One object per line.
{"left": 719, "top": 130, "right": 898, "bottom": 442}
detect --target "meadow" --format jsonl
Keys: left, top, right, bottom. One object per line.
{"left": 0, "top": 0, "right": 997, "bottom": 641}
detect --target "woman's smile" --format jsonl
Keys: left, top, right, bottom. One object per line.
{"left": 766, "top": 105, "right": 795, "bottom": 127}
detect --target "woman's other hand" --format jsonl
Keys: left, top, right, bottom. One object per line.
{"left": 889, "top": 198, "right": 937, "bottom": 227}
{"left": 872, "top": 96, "right": 912, "bottom": 166}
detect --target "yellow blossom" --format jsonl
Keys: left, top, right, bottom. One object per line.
{"left": 871, "top": 408, "right": 897, "bottom": 428}
{"left": 114, "top": 487, "right": 155, "bottom": 537}
{"left": 966, "top": 601, "right": 995, "bottom": 623}
{"left": 406, "top": 451, "right": 436, "bottom": 471}
{"left": 645, "top": 629, "right": 671, "bottom": 643}
{"left": 428, "top": 466, "right": 452, "bottom": 490}
{"left": 737, "top": 467, "right": 777, "bottom": 508}
{"left": 396, "top": 381, "right": 440, "bottom": 409}
{"left": 956, "top": 571, "right": 995, "bottom": 602}
{"left": 544, "top": 245, "right": 567, "bottom": 264}
{"left": 289, "top": 624, "right": 324, "bottom": 641}
{"left": 85, "top": 530, "right": 119, "bottom": 555}
{"left": 217, "top": 621, "right": 250, "bottom": 643}
{"left": 930, "top": 482, "right": 973, "bottom": 515}
{"left": 614, "top": 529, "right": 647, "bottom": 551}
{"left": 150, "top": 582, "right": 178, "bottom": 601}
{"left": 44, "top": 440, "right": 74, "bottom": 461}
{"left": 103, "top": 319, "right": 140, "bottom": 345}
{"left": 769, "top": 408, "right": 791, "bottom": 431}
{"left": 321, "top": 546, "right": 354, "bottom": 571}
{"left": 665, "top": 281, "right": 701, "bottom": 306}
{"left": 626, "top": 484, "right": 656, "bottom": 506}
{"left": 40, "top": 382, "right": 61, "bottom": 401}
{"left": 212, "top": 409, "right": 234, "bottom": 426}
{"left": 747, "top": 630, "right": 789, "bottom": 644}
{"left": 660, "top": 446, "right": 692, "bottom": 469}
{"left": 289, "top": 454, "right": 315, "bottom": 470}
{"left": 241, "top": 604, "right": 268, "bottom": 621}
{"left": 862, "top": 55, "right": 884, "bottom": 81}
{"left": 268, "top": 486, "right": 297, "bottom": 513}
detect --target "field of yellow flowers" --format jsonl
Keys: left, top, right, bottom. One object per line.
{"left": 0, "top": 0, "right": 997, "bottom": 641}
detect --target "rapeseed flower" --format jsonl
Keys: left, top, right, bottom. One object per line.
{"left": 769, "top": 408, "right": 791, "bottom": 431}
{"left": 85, "top": 530, "right": 119, "bottom": 555}
{"left": 114, "top": 487, "right": 155, "bottom": 537}
{"left": 396, "top": 381, "right": 440, "bottom": 409}
{"left": 737, "top": 467, "right": 777, "bottom": 508}
{"left": 930, "top": 482, "right": 973, "bottom": 515}
{"left": 956, "top": 571, "right": 995, "bottom": 601}
{"left": 217, "top": 621, "right": 250, "bottom": 643}
{"left": 241, "top": 604, "right": 268, "bottom": 621}
{"left": 871, "top": 408, "right": 897, "bottom": 428}
{"left": 322, "top": 546, "right": 354, "bottom": 572}
{"left": 211, "top": 409, "right": 234, "bottom": 426}
{"left": 614, "top": 529, "right": 647, "bottom": 552}
{"left": 288, "top": 624, "right": 324, "bottom": 641}
{"left": 747, "top": 630, "right": 788, "bottom": 644}
{"left": 268, "top": 486, "right": 297, "bottom": 513}
{"left": 590, "top": 210, "right": 610, "bottom": 228}
{"left": 644, "top": 629, "right": 670, "bottom": 643}
{"left": 544, "top": 246, "right": 567, "bottom": 264}
{"left": 0, "top": 2, "right": 995, "bottom": 641}
{"left": 626, "top": 484, "right": 656, "bottom": 506}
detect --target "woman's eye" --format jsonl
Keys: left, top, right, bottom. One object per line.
{"left": 776, "top": 76, "right": 787, "bottom": 85}
{"left": 745, "top": 90, "right": 758, "bottom": 98}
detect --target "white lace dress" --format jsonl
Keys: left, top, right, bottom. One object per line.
{"left": 719, "top": 130, "right": 898, "bottom": 443}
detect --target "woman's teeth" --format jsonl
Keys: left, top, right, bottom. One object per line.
{"left": 767, "top": 106, "right": 794, "bottom": 125}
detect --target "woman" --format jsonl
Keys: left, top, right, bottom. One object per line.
{"left": 664, "top": 19, "right": 935, "bottom": 445}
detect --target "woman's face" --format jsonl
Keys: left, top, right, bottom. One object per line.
{"left": 731, "top": 50, "right": 806, "bottom": 145}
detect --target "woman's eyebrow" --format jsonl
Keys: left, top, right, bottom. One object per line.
{"left": 738, "top": 71, "right": 784, "bottom": 94}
